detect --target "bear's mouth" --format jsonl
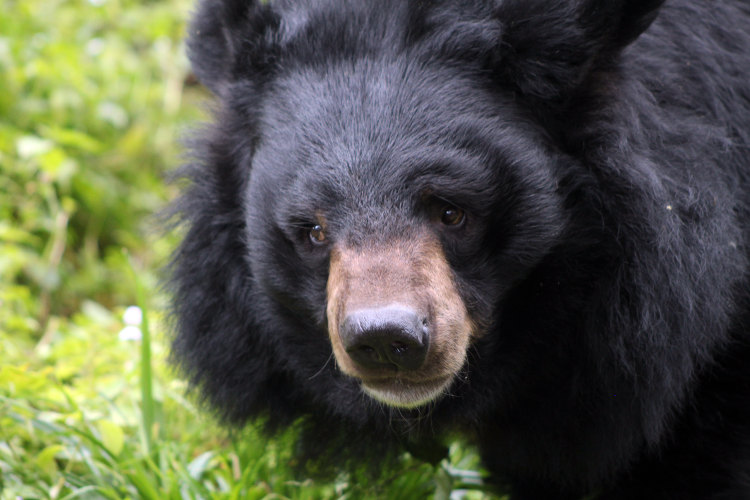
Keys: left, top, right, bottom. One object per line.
{"left": 358, "top": 375, "right": 454, "bottom": 408}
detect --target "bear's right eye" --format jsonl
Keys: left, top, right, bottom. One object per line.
{"left": 309, "top": 224, "right": 326, "bottom": 244}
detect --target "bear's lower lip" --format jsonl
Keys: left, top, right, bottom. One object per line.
{"left": 359, "top": 375, "right": 453, "bottom": 408}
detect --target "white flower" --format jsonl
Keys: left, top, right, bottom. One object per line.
{"left": 123, "top": 306, "right": 142, "bottom": 326}
{"left": 118, "top": 325, "right": 142, "bottom": 341}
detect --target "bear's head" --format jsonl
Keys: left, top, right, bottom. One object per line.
{"left": 172, "top": 0, "right": 663, "bottom": 416}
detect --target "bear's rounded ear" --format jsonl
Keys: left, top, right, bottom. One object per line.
{"left": 494, "top": 0, "right": 665, "bottom": 103}
{"left": 187, "top": 0, "right": 279, "bottom": 95}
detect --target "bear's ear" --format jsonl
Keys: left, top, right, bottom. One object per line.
{"left": 494, "top": 0, "right": 664, "bottom": 103}
{"left": 187, "top": 0, "right": 279, "bottom": 95}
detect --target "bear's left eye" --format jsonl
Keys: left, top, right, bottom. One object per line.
{"left": 309, "top": 224, "right": 326, "bottom": 244}
{"left": 440, "top": 206, "right": 465, "bottom": 226}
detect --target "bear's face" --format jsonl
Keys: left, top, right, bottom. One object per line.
{"left": 242, "top": 60, "right": 566, "bottom": 407}
{"left": 177, "top": 0, "right": 662, "bottom": 415}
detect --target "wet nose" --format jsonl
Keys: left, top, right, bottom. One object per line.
{"left": 340, "top": 306, "right": 429, "bottom": 371}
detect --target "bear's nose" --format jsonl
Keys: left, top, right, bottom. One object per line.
{"left": 340, "top": 306, "right": 429, "bottom": 371}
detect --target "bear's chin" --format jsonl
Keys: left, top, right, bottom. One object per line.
{"left": 359, "top": 376, "right": 453, "bottom": 408}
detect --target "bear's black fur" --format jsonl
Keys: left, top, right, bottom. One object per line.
{"left": 170, "top": 0, "right": 750, "bottom": 497}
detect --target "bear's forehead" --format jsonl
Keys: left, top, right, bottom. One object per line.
{"left": 266, "top": 60, "right": 490, "bottom": 142}
{"left": 246, "top": 57, "right": 553, "bottom": 231}
{"left": 253, "top": 79, "right": 485, "bottom": 214}
{"left": 254, "top": 60, "right": 509, "bottom": 182}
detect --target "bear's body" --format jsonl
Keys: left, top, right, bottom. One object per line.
{"left": 170, "top": 0, "right": 750, "bottom": 497}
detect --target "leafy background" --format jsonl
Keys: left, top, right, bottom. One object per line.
{"left": 0, "top": 0, "right": 502, "bottom": 498}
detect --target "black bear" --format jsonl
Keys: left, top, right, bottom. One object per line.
{"left": 169, "top": 0, "right": 750, "bottom": 497}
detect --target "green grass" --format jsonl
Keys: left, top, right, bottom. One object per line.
{"left": 0, "top": 0, "right": 505, "bottom": 498}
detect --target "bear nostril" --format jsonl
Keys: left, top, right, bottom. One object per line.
{"left": 340, "top": 306, "right": 429, "bottom": 371}
{"left": 391, "top": 341, "right": 407, "bottom": 354}
{"left": 355, "top": 344, "right": 381, "bottom": 361}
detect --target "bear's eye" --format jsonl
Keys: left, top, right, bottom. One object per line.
{"left": 309, "top": 224, "right": 326, "bottom": 244}
{"left": 440, "top": 206, "right": 465, "bottom": 226}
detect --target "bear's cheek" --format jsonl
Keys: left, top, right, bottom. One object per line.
{"left": 325, "top": 232, "right": 475, "bottom": 408}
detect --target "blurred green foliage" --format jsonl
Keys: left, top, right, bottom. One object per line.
{"left": 0, "top": 0, "right": 201, "bottom": 336}
{"left": 0, "top": 0, "right": 502, "bottom": 498}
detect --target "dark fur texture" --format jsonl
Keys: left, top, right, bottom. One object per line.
{"left": 170, "top": 0, "right": 750, "bottom": 497}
